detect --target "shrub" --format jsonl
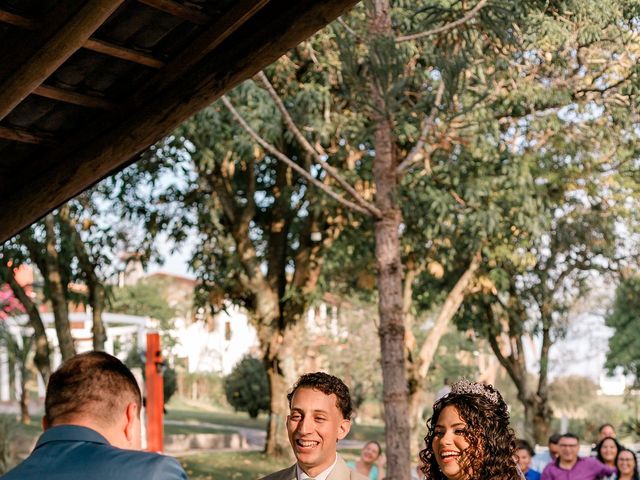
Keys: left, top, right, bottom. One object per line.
{"left": 224, "top": 356, "right": 270, "bottom": 418}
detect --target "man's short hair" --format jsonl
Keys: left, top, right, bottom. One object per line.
{"left": 549, "top": 433, "right": 562, "bottom": 444}
{"left": 516, "top": 438, "right": 535, "bottom": 456}
{"left": 45, "top": 351, "right": 142, "bottom": 426}
{"left": 287, "top": 372, "right": 352, "bottom": 420}
{"left": 561, "top": 432, "right": 580, "bottom": 442}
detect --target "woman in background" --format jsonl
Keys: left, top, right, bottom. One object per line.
{"left": 596, "top": 437, "right": 622, "bottom": 479}
{"left": 516, "top": 439, "right": 541, "bottom": 480}
{"left": 347, "top": 440, "right": 384, "bottom": 480}
{"left": 614, "top": 449, "right": 638, "bottom": 480}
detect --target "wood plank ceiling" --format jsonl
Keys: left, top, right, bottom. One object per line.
{"left": 0, "top": 0, "right": 360, "bottom": 243}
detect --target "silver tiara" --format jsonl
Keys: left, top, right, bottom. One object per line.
{"left": 449, "top": 379, "right": 500, "bottom": 404}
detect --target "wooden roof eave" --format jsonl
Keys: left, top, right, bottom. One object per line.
{"left": 0, "top": 0, "right": 360, "bottom": 243}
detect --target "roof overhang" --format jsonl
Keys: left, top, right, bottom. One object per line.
{"left": 0, "top": 0, "right": 360, "bottom": 243}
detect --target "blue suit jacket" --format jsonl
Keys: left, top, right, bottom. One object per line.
{"left": 1, "top": 425, "right": 188, "bottom": 480}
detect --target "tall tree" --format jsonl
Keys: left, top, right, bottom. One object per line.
{"left": 605, "top": 275, "right": 640, "bottom": 386}
{"left": 112, "top": 57, "right": 358, "bottom": 454}
{"left": 452, "top": 0, "right": 640, "bottom": 444}
{"left": 0, "top": 248, "right": 52, "bottom": 383}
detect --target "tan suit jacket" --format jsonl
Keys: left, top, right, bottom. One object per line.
{"left": 260, "top": 455, "right": 369, "bottom": 480}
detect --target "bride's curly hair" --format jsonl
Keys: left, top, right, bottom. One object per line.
{"left": 418, "top": 382, "right": 520, "bottom": 480}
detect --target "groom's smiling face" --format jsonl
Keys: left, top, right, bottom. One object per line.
{"left": 286, "top": 387, "right": 351, "bottom": 477}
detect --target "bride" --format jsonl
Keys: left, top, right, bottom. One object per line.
{"left": 418, "top": 379, "right": 522, "bottom": 480}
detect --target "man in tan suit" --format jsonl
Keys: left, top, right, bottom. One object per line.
{"left": 261, "top": 372, "right": 368, "bottom": 480}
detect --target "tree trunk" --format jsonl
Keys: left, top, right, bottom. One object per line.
{"left": 408, "top": 376, "right": 428, "bottom": 456}
{"left": 63, "top": 211, "right": 107, "bottom": 351}
{"left": 19, "top": 377, "right": 30, "bottom": 425}
{"left": 405, "top": 253, "right": 482, "bottom": 454}
{"left": 44, "top": 214, "right": 75, "bottom": 360}
{"left": 522, "top": 395, "right": 552, "bottom": 445}
{"left": 369, "top": 1, "right": 411, "bottom": 474}
{"left": 2, "top": 262, "right": 52, "bottom": 384}
{"left": 90, "top": 284, "right": 107, "bottom": 351}
{"left": 251, "top": 283, "right": 295, "bottom": 457}
{"left": 264, "top": 357, "right": 295, "bottom": 458}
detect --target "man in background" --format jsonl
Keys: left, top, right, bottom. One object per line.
{"left": 532, "top": 433, "right": 562, "bottom": 472}
{"left": 1, "top": 351, "right": 187, "bottom": 480}
{"left": 541, "top": 433, "right": 615, "bottom": 480}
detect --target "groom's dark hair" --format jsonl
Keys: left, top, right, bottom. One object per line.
{"left": 287, "top": 371, "right": 353, "bottom": 419}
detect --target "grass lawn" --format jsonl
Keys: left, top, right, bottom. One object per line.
{"left": 166, "top": 398, "right": 267, "bottom": 431}
{"left": 180, "top": 451, "right": 290, "bottom": 480}
{"left": 165, "top": 424, "right": 238, "bottom": 435}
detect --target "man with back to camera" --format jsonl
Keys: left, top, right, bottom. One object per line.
{"left": 1, "top": 351, "right": 187, "bottom": 480}
{"left": 260, "top": 372, "right": 368, "bottom": 480}
{"left": 541, "top": 433, "right": 616, "bottom": 480}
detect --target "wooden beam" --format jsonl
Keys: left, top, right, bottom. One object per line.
{"left": 0, "top": 0, "right": 124, "bottom": 122}
{"left": 0, "top": 0, "right": 361, "bottom": 242}
{"left": 0, "top": 125, "right": 55, "bottom": 145}
{"left": 139, "top": 0, "right": 269, "bottom": 98}
{"left": 84, "top": 38, "right": 165, "bottom": 68}
{"left": 0, "top": 10, "right": 37, "bottom": 30}
{"left": 33, "top": 85, "right": 116, "bottom": 110}
{"left": 137, "top": 0, "right": 210, "bottom": 25}
{"left": 0, "top": 10, "right": 162, "bottom": 69}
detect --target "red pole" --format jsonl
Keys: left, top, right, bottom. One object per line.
{"left": 145, "top": 332, "right": 164, "bottom": 452}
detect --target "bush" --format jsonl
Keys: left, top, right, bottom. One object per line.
{"left": 224, "top": 356, "right": 270, "bottom": 418}
{"left": 0, "top": 416, "right": 15, "bottom": 474}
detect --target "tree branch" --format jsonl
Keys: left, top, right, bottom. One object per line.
{"left": 416, "top": 250, "right": 482, "bottom": 377}
{"left": 255, "top": 72, "right": 381, "bottom": 217}
{"left": 221, "top": 95, "right": 380, "bottom": 218}
{"left": 396, "top": 81, "right": 445, "bottom": 174}
{"left": 396, "top": 0, "right": 488, "bottom": 43}
{"left": 336, "top": 16, "right": 366, "bottom": 44}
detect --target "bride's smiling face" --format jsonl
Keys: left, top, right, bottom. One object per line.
{"left": 431, "top": 406, "right": 471, "bottom": 480}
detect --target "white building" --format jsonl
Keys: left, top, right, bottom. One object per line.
{"left": 0, "top": 311, "right": 148, "bottom": 402}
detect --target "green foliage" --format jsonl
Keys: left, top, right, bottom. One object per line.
{"left": 109, "top": 279, "right": 175, "bottom": 322}
{"left": 426, "top": 330, "right": 478, "bottom": 387}
{"left": 109, "top": 278, "right": 178, "bottom": 351}
{"left": 549, "top": 375, "right": 599, "bottom": 414}
{"left": 178, "top": 372, "right": 228, "bottom": 406}
{"left": 224, "top": 356, "right": 270, "bottom": 418}
{"left": 0, "top": 416, "right": 14, "bottom": 474}
{"left": 605, "top": 276, "right": 640, "bottom": 385}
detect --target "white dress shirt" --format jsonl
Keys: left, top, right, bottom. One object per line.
{"left": 296, "top": 455, "right": 338, "bottom": 480}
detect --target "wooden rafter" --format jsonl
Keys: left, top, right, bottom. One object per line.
{"left": 0, "top": 0, "right": 361, "bottom": 243}
{"left": 139, "top": 0, "right": 270, "bottom": 97}
{"left": 84, "top": 38, "right": 165, "bottom": 68}
{"left": 137, "top": 0, "right": 210, "bottom": 25}
{"left": 0, "top": 0, "right": 124, "bottom": 122}
{"left": 33, "top": 85, "right": 116, "bottom": 110}
{"left": 0, "top": 8, "right": 166, "bottom": 69}
{"left": 0, "top": 126, "right": 55, "bottom": 145}
{"left": 0, "top": 10, "right": 37, "bottom": 30}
